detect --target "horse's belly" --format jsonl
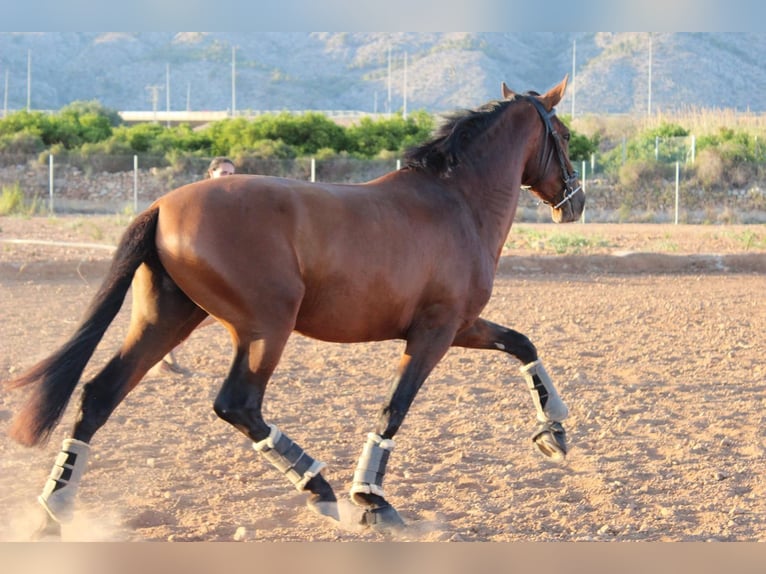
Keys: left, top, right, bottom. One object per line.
{"left": 294, "top": 292, "right": 411, "bottom": 343}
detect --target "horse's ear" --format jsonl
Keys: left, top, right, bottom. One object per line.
{"left": 538, "top": 75, "right": 568, "bottom": 111}
{"left": 501, "top": 81, "right": 515, "bottom": 99}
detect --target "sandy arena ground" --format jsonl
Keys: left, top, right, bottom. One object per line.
{"left": 0, "top": 216, "right": 764, "bottom": 541}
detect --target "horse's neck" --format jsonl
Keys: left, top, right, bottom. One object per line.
{"left": 459, "top": 111, "right": 538, "bottom": 261}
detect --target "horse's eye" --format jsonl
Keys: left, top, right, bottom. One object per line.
{"left": 563, "top": 133, "right": 570, "bottom": 142}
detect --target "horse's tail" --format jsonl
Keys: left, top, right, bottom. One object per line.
{"left": 5, "top": 206, "right": 160, "bottom": 447}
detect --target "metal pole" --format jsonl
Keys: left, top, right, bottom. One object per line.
{"left": 571, "top": 39, "right": 576, "bottom": 118}
{"left": 165, "top": 63, "right": 170, "bottom": 128}
{"left": 690, "top": 134, "right": 696, "bottom": 164}
{"left": 48, "top": 154, "right": 54, "bottom": 213}
{"left": 581, "top": 160, "right": 586, "bottom": 223}
{"left": 674, "top": 161, "right": 680, "bottom": 224}
{"left": 231, "top": 46, "right": 236, "bottom": 117}
{"left": 403, "top": 52, "right": 408, "bottom": 119}
{"left": 647, "top": 34, "right": 653, "bottom": 117}
{"left": 27, "top": 49, "right": 31, "bottom": 111}
{"left": 3, "top": 69, "right": 8, "bottom": 119}
{"left": 387, "top": 45, "right": 392, "bottom": 116}
{"left": 133, "top": 155, "right": 139, "bottom": 213}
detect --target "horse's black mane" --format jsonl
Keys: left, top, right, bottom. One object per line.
{"left": 403, "top": 94, "right": 523, "bottom": 177}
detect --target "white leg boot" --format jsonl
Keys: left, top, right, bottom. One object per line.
{"left": 38, "top": 438, "right": 91, "bottom": 524}
{"left": 520, "top": 360, "right": 568, "bottom": 461}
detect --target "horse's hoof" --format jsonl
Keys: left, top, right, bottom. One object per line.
{"left": 307, "top": 499, "right": 340, "bottom": 522}
{"left": 148, "top": 359, "right": 188, "bottom": 377}
{"left": 305, "top": 477, "right": 339, "bottom": 521}
{"left": 31, "top": 511, "right": 62, "bottom": 541}
{"left": 360, "top": 503, "right": 406, "bottom": 532}
{"left": 532, "top": 421, "right": 567, "bottom": 462}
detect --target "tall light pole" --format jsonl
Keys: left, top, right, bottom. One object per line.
{"left": 146, "top": 85, "right": 163, "bottom": 123}
{"left": 647, "top": 33, "right": 653, "bottom": 116}
{"left": 403, "top": 52, "right": 408, "bottom": 119}
{"left": 571, "top": 38, "right": 576, "bottom": 118}
{"left": 387, "top": 45, "right": 392, "bottom": 116}
{"left": 26, "top": 49, "right": 31, "bottom": 111}
{"left": 165, "top": 63, "right": 171, "bottom": 127}
{"left": 3, "top": 69, "right": 8, "bottom": 119}
{"left": 231, "top": 46, "right": 237, "bottom": 117}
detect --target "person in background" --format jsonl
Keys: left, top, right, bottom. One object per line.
{"left": 206, "top": 156, "right": 236, "bottom": 178}
{"left": 149, "top": 156, "right": 235, "bottom": 375}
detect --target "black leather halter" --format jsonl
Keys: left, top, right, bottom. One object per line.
{"left": 526, "top": 96, "right": 582, "bottom": 210}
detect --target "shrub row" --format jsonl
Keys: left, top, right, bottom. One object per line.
{"left": 2, "top": 101, "right": 764, "bottom": 199}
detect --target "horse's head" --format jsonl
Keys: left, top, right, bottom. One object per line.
{"left": 503, "top": 76, "right": 584, "bottom": 223}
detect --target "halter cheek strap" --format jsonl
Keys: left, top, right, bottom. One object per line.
{"left": 525, "top": 96, "right": 582, "bottom": 209}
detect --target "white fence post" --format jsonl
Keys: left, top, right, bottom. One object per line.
{"left": 310, "top": 158, "right": 316, "bottom": 182}
{"left": 581, "top": 160, "right": 586, "bottom": 224}
{"left": 690, "top": 134, "right": 696, "bottom": 164}
{"left": 133, "top": 155, "right": 138, "bottom": 212}
{"left": 675, "top": 161, "right": 681, "bottom": 225}
{"left": 48, "top": 154, "right": 54, "bottom": 213}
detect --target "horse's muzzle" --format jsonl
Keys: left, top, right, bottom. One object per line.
{"left": 551, "top": 183, "right": 584, "bottom": 223}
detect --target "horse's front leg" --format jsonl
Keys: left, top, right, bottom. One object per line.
{"left": 452, "top": 318, "right": 568, "bottom": 461}
{"left": 350, "top": 318, "right": 459, "bottom": 532}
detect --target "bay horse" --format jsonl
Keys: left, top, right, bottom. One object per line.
{"left": 4, "top": 76, "right": 584, "bottom": 538}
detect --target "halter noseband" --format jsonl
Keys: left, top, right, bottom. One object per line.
{"left": 525, "top": 96, "right": 582, "bottom": 210}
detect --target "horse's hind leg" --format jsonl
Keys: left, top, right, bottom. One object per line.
{"left": 32, "top": 263, "right": 207, "bottom": 539}
{"left": 213, "top": 326, "right": 338, "bottom": 521}
{"left": 452, "top": 317, "right": 568, "bottom": 460}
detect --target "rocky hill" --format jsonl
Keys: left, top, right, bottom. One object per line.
{"left": 1, "top": 32, "right": 765, "bottom": 115}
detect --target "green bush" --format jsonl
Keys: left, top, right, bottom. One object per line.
{"left": 559, "top": 115, "right": 599, "bottom": 162}
{"left": 346, "top": 111, "right": 433, "bottom": 158}
{"left": 0, "top": 131, "right": 46, "bottom": 154}
{"left": 691, "top": 144, "right": 760, "bottom": 191}
{"left": 697, "top": 127, "right": 761, "bottom": 163}
{"left": 202, "top": 113, "right": 348, "bottom": 157}
{"left": 0, "top": 182, "right": 42, "bottom": 215}
{"left": 110, "top": 123, "right": 166, "bottom": 153}
{"left": 37, "top": 140, "right": 139, "bottom": 173}
{"left": 693, "top": 147, "right": 725, "bottom": 189}
{"left": 0, "top": 102, "right": 119, "bottom": 150}
{"left": 599, "top": 122, "right": 692, "bottom": 177}
{"left": 616, "top": 160, "right": 676, "bottom": 212}
{"left": 230, "top": 139, "right": 296, "bottom": 160}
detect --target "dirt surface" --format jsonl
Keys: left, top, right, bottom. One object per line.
{"left": 0, "top": 216, "right": 764, "bottom": 541}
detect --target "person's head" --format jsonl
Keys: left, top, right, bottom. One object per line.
{"left": 207, "top": 157, "right": 235, "bottom": 179}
